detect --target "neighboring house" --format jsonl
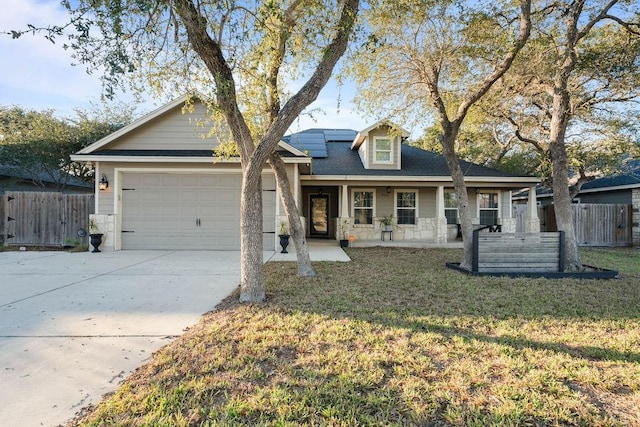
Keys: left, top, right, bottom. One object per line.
{"left": 0, "top": 164, "right": 93, "bottom": 194}
{"left": 70, "top": 96, "right": 540, "bottom": 251}
{"left": 514, "top": 161, "right": 640, "bottom": 245}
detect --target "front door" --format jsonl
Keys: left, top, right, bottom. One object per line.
{"left": 309, "top": 194, "right": 329, "bottom": 237}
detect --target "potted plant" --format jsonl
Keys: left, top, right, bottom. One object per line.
{"left": 88, "top": 218, "right": 103, "bottom": 253}
{"left": 339, "top": 219, "right": 349, "bottom": 247}
{"left": 379, "top": 215, "right": 393, "bottom": 231}
{"left": 278, "top": 220, "right": 290, "bottom": 253}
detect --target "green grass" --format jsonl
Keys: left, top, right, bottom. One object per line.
{"left": 72, "top": 247, "right": 640, "bottom": 426}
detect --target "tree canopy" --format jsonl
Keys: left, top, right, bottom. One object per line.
{"left": 0, "top": 105, "right": 132, "bottom": 190}
{"left": 348, "top": 0, "right": 532, "bottom": 269}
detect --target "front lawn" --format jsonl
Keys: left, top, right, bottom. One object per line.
{"left": 71, "top": 247, "right": 640, "bottom": 426}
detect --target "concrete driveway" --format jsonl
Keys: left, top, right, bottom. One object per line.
{"left": 0, "top": 250, "right": 253, "bottom": 427}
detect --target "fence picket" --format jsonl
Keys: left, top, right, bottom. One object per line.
{"left": 515, "top": 203, "right": 632, "bottom": 247}
{"left": 3, "top": 191, "right": 94, "bottom": 247}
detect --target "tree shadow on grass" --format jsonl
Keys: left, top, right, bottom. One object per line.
{"left": 264, "top": 247, "right": 640, "bottom": 365}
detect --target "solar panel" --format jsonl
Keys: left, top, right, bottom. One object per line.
{"left": 287, "top": 133, "right": 325, "bottom": 157}
{"left": 324, "top": 129, "right": 357, "bottom": 142}
{"left": 282, "top": 129, "right": 357, "bottom": 158}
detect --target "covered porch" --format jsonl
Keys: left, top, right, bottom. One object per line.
{"left": 298, "top": 182, "right": 541, "bottom": 244}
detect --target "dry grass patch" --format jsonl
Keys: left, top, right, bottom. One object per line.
{"left": 70, "top": 247, "right": 640, "bottom": 426}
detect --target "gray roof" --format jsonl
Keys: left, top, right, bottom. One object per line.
{"left": 581, "top": 160, "right": 640, "bottom": 190}
{"left": 0, "top": 164, "right": 91, "bottom": 188}
{"left": 92, "top": 149, "right": 214, "bottom": 157}
{"left": 513, "top": 160, "right": 640, "bottom": 200}
{"left": 283, "top": 127, "right": 524, "bottom": 178}
{"left": 312, "top": 142, "right": 523, "bottom": 177}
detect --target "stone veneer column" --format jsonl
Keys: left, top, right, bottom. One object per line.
{"left": 526, "top": 185, "right": 540, "bottom": 233}
{"left": 632, "top": 188, "right": 640, "bottom": 246}
{"left": 435, "top": 186, "right": 448, "bottom": 243}
{"left": 338, "top": 184, "right": 350, "bottom": 240}
{"left": 89, "top": 213, "right": 115, "bottom": 251}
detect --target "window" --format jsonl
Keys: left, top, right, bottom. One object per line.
{"left": 444, "top": 191, "right": 458, "bottom": 225}
{"left": 478, "top": 192, "right": 499, "bottom": 225}
{"left": 373, "top": 137, "right": 393, "bottom": 164}
{"left": 352, "top": 190, "right": 374, "bottom": 224}
{"left": 396, "top": 191, "right": 417, "bottom": 225}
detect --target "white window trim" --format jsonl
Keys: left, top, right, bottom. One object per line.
{"left": 444, "top": 190, "right": 458, "bottom": 225}
{"left": 477, "top": 190, "right": 501, "bottom": 224}
{"left": 372, "top": 136, "right": 394, "bottom": 165}
{"left": 394, "top": 189, "right": 418, "bottom": 226}
{"left": 351, "top": 188, "right": 376, "bottom": 226}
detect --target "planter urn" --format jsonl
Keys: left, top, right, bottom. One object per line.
{"left": 90, "top": 233, "right": 103, "bottom": 253}
{"left": 279, "top": 234, "right": 290, "bottom": 253}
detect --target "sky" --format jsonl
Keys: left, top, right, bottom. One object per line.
{"left": 0, "top": 0, "right": 371, "bottom": 135}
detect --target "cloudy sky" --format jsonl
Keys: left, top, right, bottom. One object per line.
{"left": 0, "top": 0, "right": 369, "bottom": 134}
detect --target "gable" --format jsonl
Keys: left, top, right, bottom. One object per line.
{"left": 114, "top": 102, "right": 220, "bottom": 151}
{"left": 352, "top": 123, "right": 408, "bottom": 171}
{"left": 82, "top": 99, "right": 221, "bottom": 152}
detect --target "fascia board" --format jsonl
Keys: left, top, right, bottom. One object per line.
{"left": 301, "top": 175, "right": 540, "bottom": 184}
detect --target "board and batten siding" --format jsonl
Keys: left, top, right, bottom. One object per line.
{"left": 115, "top": 103, "right": 222, "bottom": 151}
{"left": 363, "top": 126, "right": 401, "bottom": 171}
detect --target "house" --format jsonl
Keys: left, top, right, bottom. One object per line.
{"left": 70, "top": 96, "right": 540, "bottom": 251}
{"left": 0, "top": 164, "right": 93, "bottom": 194}
{"left": 514, "top": 161, "right": 640, "bottom": 245}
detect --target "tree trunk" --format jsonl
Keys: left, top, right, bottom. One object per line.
{"left": 550, "top": 144, "right": 580, "bottom": 271}
{"left": 239, "top": 168, "right": 266, "bottom": 303}
{"left": 269, "top": 152, "right": 316, "bottom": 277}
{"left": 441, "top": 129, "right": 474, "bottom": 270}
{"left": 549, "top": 90, "right": 581, "bottom": 271}
{"left": 548, "top": 19, "right": 582, "bottom": 272}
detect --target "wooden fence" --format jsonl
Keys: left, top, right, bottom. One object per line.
{"left": 2, "top": 191, "right": 94, "bottom": 247}
{"left": 514, "top": 203, "right": 632, "bottom": 247}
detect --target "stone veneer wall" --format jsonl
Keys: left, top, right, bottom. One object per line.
{"left": 89, "top": 214, "right": 115, "bottom": 251}
{"left": 339, "top": 217, "right": 440, "bottom": 243}
{"left": 633, "top": 188, "right": 640, "bottom": 246}
{"left": 499, "top": 217, "right": 517, "bottom": 233}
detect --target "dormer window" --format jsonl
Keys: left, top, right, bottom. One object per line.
{"left": 373, "top": 136, "right": 393, "bottom": 164}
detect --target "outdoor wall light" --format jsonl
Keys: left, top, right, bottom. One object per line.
{"left": 386, "top": 186, "right": 391, "bottom": 194}
{"left": 98, "top": 173, "right": 109, "bottom": 190}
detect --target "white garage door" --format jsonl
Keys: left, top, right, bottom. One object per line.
{"left": 121, "top": 173, "right": 276, "bottom": 250}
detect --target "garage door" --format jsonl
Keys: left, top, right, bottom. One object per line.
{"left": 121, "top": 173, "right": 276, "bottom": 250}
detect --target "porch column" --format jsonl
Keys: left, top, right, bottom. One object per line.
{"left": 633, "top": 188, "right": 640, "bottom": 246}
{"left": 526, "top": 185, "right": 540, "bottom": 232}
{"left": 435, "top": 185, "right": 448, "bottom": 244}
{"left": 340, "top": 184, "right": 349, "bottom": 218}
{"left": 500, "top": 191, "right": 516, "bottom": 232}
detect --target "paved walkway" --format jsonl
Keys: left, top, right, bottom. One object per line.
{"left": 268, "top": 239, "right": 351, "bottom": 262}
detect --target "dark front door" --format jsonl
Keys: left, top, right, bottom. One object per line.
{"left": 310, "top": 194, "right": 329, "bottom": 236}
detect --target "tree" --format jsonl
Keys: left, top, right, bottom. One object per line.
{"left": 348, "top": 0, "right": 531, "bottom": 269}
{"left": 50, "top": 0, "right": 360, "bottom": 301}
{"left": 479, "top": 0, "right": 640, "bottom": 270}
{"left": 0, "top": 105, "right": 131, "bottom": 189}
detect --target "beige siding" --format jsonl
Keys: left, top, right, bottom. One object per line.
{"left": 419, "top": 188, "right": 437, "bottom": 218}
{"left": 97, "top": 163, "right": 116, "bottom": 214}
{"left": 114, "top": 103, "right": 222, "bottom": 151}
{"left": 376, "top": 187, "right": 395, "bottom": 217}
{"left": 275, "top": 163, "right": 298, "bottom": 215}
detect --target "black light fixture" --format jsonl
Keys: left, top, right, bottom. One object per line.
{"left": 98, "top": 173, "right": 109, "bottom": 190}
{"left": 387, "top": 186, "right": 391, "bottom": 194}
